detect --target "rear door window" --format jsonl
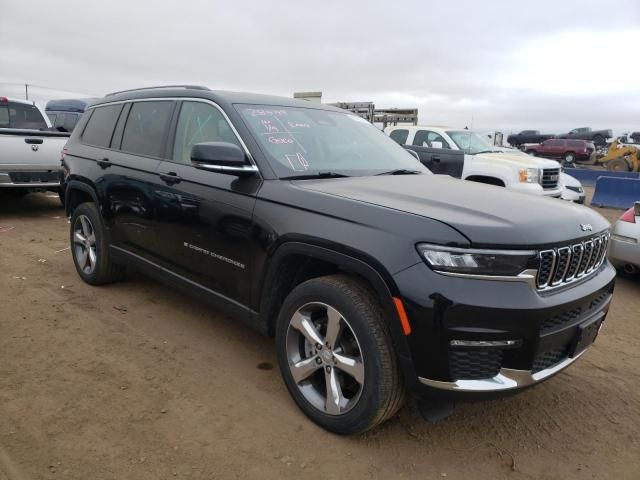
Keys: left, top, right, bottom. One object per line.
{"left": 389, "top": 129, "right": 409, "bottom": 145}
{"left": 82, "top": 104, "right": 124, "bottom": 147}
{"left": 121, "top": 101, "right": 174, "bottom": 158}
{"left": 568, "top": 140, "right": 584, "bottom": 148}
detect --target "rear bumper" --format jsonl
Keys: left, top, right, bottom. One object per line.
{"left": 393, "top": 260, "right": 616, "bottom": 398}
{"left": 0, "top": 167, "right": 62, "bottom": 188}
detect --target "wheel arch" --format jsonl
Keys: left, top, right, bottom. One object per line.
{"left": 64, "top": 180, "right": 99, "bottom": 217}
{"left": 464, "top": 175, "right": 506, "bottom": 187}
{"left": 257, "top": 241, "right": 417, "bottom": 382}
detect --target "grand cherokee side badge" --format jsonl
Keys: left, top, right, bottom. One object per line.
{"left": 580, "top": 224, "right": 593, "bottom": 231}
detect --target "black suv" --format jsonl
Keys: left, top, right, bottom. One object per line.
{"left": 62, "top": 85, "right": 615, "bottom": 434}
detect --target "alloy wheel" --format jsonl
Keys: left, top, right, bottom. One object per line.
{"left": 73, "top": 214, "right": 97, "bottom": 274}
{"left": 285, "top": 302, "right": 365, "bottom": 415}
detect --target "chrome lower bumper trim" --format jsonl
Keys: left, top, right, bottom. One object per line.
{"left": 418, "top": 350, "right": 585, "bottom": 392}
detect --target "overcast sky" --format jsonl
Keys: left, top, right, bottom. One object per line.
{"left": 1, "top": 0, "right": 639, "bottom": 133}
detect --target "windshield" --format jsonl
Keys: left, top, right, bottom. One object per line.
{"left": 237, "top": 105, "right": 429, "bottom": 178}
{"left": 446, "top": 130, "right": 500, "bottom": 155}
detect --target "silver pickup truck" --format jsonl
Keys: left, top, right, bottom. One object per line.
{"left": 0, "top": 96, "right": 71, "bottom": 202}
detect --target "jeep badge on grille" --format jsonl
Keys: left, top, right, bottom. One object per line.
{"left": 580, "top": 224, "right": 593, "bottom": 232}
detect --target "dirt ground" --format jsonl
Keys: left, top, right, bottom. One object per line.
{"left": 1, "top": 190, "right": 639, "bottom": 480}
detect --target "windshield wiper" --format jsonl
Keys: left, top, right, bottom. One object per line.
{"left": 281, "top": 171, "right": 350, "bottom": 180}
{"left": 375, "top": 169, "right": 422, "bottom": 176}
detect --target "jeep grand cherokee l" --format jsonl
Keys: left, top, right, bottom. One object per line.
{"left": 61, "top": 86, "right": 615, "bottom": 434}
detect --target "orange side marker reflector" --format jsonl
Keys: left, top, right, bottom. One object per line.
{"left": 393, "top": 297, "right": 412, "bottom": 335}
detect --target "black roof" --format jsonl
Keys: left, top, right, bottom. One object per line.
{"left": 91, "top": 85, "right": 343, "bottom": 113}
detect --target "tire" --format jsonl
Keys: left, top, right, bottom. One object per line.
{"left": 593, "top": 135, "right": 605, "bottom": 146}
{"left": 275, "top": 274, "right": 404, "bottom": 434}
{"left": 564, "top": 152, "right": 575, "bottom": 163}
{"left": 70, "top": 202, "right": 125, "bottom": 285}
{"left": 606, "top": 158, "right": 630, "bottom": 172}
{"left": 526, "top": 150, "right": 537, "bottom": 156}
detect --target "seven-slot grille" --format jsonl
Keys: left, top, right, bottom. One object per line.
{"left": 536, "top": 232, "right": 609, "bottom": 290}
{"left": 540, "top": 168, "right": 560, "bottom": 189}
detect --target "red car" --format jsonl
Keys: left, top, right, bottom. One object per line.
{"left": 525, "top": 139, "right": 595, "bottom": 164}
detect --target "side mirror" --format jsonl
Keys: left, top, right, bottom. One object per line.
{"left": 190, "top": 142, "right": 258, "bottom": 176}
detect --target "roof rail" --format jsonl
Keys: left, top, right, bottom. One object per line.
{"left": 105, "top": 85, "right": 210, "bottom": 97}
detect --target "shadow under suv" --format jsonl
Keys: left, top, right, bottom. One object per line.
{"left": 62, "top": 85, "right": 615, "bottom": 434}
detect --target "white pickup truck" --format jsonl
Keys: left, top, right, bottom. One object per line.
{"left": 0, "top": 97, "right": 71, "bottom": 201}
{"left": 386, "top": 125, "right": 563, "bottom": 198}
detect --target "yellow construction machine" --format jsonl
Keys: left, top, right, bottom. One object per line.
{"left": 598, "top": 138, "right": 640, "bottom": 172}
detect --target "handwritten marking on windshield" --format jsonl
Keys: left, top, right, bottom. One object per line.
{"left": 286, "top": 152, "right": 309, "bottom": 171}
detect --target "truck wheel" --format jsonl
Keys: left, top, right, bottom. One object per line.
{"left": 563, "top": 152, "right": 576, "bottom": 165}
{"left": 606, "top": 158, "right": 630, "bottom": 172}
{"left": 593, "top": 135, "right": 605, "bottom": 146}
{"left": 526, "top": 150, "right": 537, "bottom": 156}
{"left": 70, "top": 202, "right": 125, "bottom": 285}
{"left": 275, "top": 274, "right": 404, "bottom": 434}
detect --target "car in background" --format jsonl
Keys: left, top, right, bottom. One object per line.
{"left": 45, "top": 98, "right": 96, "bottom": 132}
{"left": 524, "top": 139, "right": 595, "bottom": 165}
{"left": 0, "top": 96, "right": 70, "bottom": 201}
{"left": 387, "top": 125, "right": 563, "bottom": 198}
{"left": 609, "top": 202, "right": 640, "bottom": 275}
{"left": 559, "top": 172, "right": 585, "bottom": 204}
{"left": 558, "top": 127, "right": 612, "bottom": 146}
{"left": 507, "top": 130, "right": 555, "bottom": 148}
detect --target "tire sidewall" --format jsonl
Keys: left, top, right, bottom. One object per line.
{"left": 275, "top": 279, "right": 390, "bottom": 434}
{"left": 70, "top": 203, "right": 108, "bottom": 285}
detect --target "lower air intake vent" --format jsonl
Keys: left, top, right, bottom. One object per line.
{"left": 449, "top": 349, "right": 503, "bottom": 380}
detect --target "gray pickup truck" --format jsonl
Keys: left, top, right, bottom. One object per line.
{"left": 558, "top": 127, "right": 612, "bottom": 146}
{"left": 0, "top": 97, "right": 71, "bottom": 201}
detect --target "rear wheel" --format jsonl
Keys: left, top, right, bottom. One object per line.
{"left": 275, "top": 275, "right": 404, "bottom": 434}
{"left": 593, "top": 135, "right": 605, "bottom": 146}
{"left": 564, "top": 152, "right": 575, "bottom": 163}
{"left": 606, "top": 157, "right": 630, "bottom": 172}
{"left": 70, "top": 202, "right": 125, "bottom": 285}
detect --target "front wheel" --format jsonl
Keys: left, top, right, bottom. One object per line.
{"left": 275, "top": 275, "right": 404, "bottom": 434}
{"left": 70, "top": 202, "right": 125, "bottom": 285}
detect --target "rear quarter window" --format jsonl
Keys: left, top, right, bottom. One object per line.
{"left": 82, "top": 104, "right": 124, "bottom": 147}
{"left": 120, "top": 101, "right": 174, "bottom": 158}
{"left": 568, "top": 140, "right": 585, "bottom": 148}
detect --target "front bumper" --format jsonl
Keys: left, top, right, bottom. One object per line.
{"left": 393, "top": 260, "right": 615, "bottom": 397}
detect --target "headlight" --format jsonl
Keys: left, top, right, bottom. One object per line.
{"left": 519, "top": 167, "right": 540, "bottom": 183}
{"left": 416, "top": 244, "right": 537, "bottom": 276}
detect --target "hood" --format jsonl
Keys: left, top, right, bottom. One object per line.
{"left": 296, "top": 175, "right": 608, "bottom": 247}
{"left": 472, "top": 151, "right": 560, "bottom": 168}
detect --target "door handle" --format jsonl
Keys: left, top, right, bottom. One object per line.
{"left": 96, "top": 158, "right": 111, "bottom": 169}
{"left": 432, "top": 156, "right": 441, "bottom": 162}
{"left": 160, "top": 172, "right": 182, "bottom": 185}
{"left": 25, "top": 138, "right": 44, "bottom": 145}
